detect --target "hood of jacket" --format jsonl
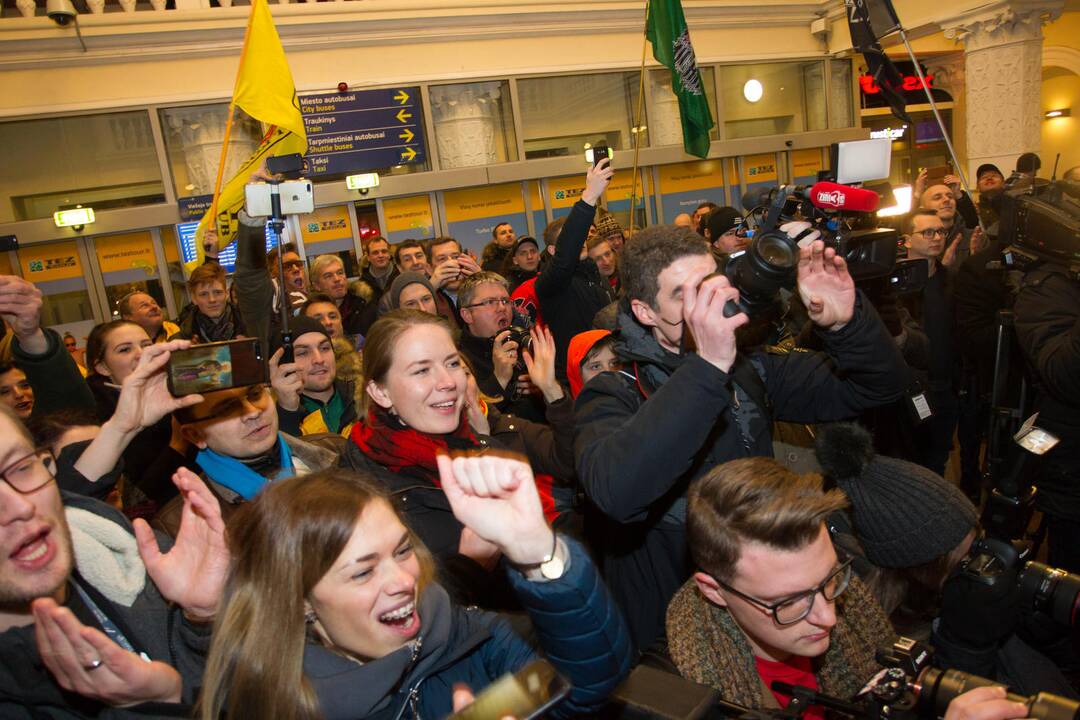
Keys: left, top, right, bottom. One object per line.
{"left": 567, "top": 329, "right": 611, "bottom": 399}
{"left": 613, "top": 298, "right": 690, "bottom": 392}
{"left": 303, "top": 583, "right": 490, "bottom": 720}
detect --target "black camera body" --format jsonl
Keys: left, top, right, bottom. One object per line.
{"left": 958, "top": 536, "right": 1080, "bottom": 629}
{"left": 722, "top": 184, "right": 900, "bottom": 318}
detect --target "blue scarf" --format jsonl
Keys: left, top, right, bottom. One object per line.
{"left": 195, "top": 434, "right": 295, "bottom": 500}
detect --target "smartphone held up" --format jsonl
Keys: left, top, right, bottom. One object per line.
{"left": 166, "top": 338, "right": 267, "bottom": 397}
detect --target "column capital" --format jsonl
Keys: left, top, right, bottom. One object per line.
{"left": 940, "top": 0, "right": 1063, "bottom": 52}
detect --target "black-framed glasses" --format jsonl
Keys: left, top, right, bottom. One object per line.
{"left": 465, "top": 297, "right": 511, "bottom": 310}
{"left": 0, "top": 448, "right": 57, "bottom": 495}
{"left": 914, "top": 228, "right": 947, "bottom": 239}
{"left": 714, "top": 557, "right": 853, "bottom": 625}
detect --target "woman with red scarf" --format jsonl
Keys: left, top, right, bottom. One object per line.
{"left": 343, "top": 309, "right": 575, "bottom": 608}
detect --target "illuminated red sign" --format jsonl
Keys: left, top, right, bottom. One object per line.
{"left": 859, "top": 74, "right": 934, "bottom": 95}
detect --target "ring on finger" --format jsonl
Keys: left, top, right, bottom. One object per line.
{"left": 84, "top": 658, "right": 104, "bottom": 671}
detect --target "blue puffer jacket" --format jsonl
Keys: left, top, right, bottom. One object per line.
{"left": 304, "top": 536, "right": 632, "bottom": 720}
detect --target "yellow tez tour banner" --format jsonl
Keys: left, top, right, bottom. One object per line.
{"left": 189, "top": 0, "right": 308, "bottom": 273}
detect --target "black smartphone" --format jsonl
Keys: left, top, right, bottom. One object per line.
{"left": 266, "top": 153, "right": 305, "bottom": 179}
{"left": 166, "top": 338, "right": 267, "bottom": 397}
{"left": 278, "top": 329, "right": 295, "bottom": 364}
{"left": 587, "top": 143, "right": 612, "bottom": 168}
{"left": 448, "top": 660, "right": 571, "bottom": 720}
{"left": 0, "top": 235, "right": 16, "bottom": 252}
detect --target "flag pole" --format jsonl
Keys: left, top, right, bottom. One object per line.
{"left": 628, "top": 0, "right": 651, "bottom": 237}
{"left": 206, "top": 0, "right": 261, "bottom": 251}
{"left": 896, "top": 27, "right": 984, "bottom": 232}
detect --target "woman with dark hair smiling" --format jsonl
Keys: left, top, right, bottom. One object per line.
{"left": 199, "top": 457, "right": 630, "bottom": 720}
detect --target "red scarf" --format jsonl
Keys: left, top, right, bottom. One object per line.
{"left": 350, "top": 407, "right": 558, "bottom": 521}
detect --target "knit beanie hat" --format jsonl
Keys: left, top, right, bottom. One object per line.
{"left": 594, "top": 214, "right": 623, "bottom": 243}
{"left": 388, "top": 272, "right": 436, "bottom": 310}
{"left": 815, "top": 423, "right": 977, "bottom": 568}
{"left": 270, "top": 316, "right": 331, "bottom": 357}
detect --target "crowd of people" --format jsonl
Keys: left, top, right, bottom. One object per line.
{"left": 2, "top": 150, "right": 1079, "bottom": 720}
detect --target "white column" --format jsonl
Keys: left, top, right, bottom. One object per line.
{"left": 164, "top": 107, "right": 259, "bottom": 196}
{"left": 942, "top": 0, "right": 1063, "bottom": 181}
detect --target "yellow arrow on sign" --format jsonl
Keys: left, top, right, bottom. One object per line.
{"left": 399, "top": 128, "right": 415, "bottom": 143}
{"left": 400, "top": 147, "right": 417, "bottom": 162}
{"left": 396, "top": 109, "right": 412, "bottom": 123}
{"left": 394, "top": 90, "right": 410, "bottom": 105}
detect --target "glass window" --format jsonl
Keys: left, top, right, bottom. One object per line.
{"left": 159, "top": 103, "right": 265, "bottom": 201}
{"left": 518, "top": 72, "right": 646, "bottom": 159}
{"left": 647, "top": 67, "right": 720, "bottom": 145}
{"left": 17, "top": 241, "right": 96, "bottom": 329}
{"left": 830, "top": 60, "right": 855, "bottom": 128}
{"left": 93, "top": 232, "right": 167, "bottom": 319}
{"left": 718, "top": 61, "right": 828, "bottom": 139}
{"left": 160, "top": 225, "right": 188, "bottom": 315}
{"left": 430, "top": 81, "right": 518, "bottom": 169}
{"left": 0, "top": 111, "right": 165, "bottom": 223}
{"left": 606, "top": 169, "right": 652, "bottom": 231}
{"left": 381, "top": 195, "right": 435, "bottom": 245}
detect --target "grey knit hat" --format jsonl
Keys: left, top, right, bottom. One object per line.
{"left": 815, "top": 423, "right": 977, "bottom": 569}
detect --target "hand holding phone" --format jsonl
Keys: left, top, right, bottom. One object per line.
{"left": 448, "top": 660, "right": 570, "bottom": 720}
{"left": 166, "top": 338, "right": 267, "bottom": 397}
{"left": 269, "top": 347, "right": 303, "bottom": 412}
{"left": 111, "top": 341, "right": 206, "bottom": 435}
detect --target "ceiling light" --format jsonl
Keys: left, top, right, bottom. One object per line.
{"left": 743, "top": 79, "right": 763, "bottom": 103}
{"left": 1044, "top": 108, "right": 1071, "bottom": 119}
{"left": 54, "top": 206, "right": 95, "bottom": 230}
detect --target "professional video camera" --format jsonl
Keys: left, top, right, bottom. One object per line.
{"left": 721, "top": 139, "right": 903, "bottom": 318}
{"left": 996, "top": 178, "right": 1080, "bottom": 278}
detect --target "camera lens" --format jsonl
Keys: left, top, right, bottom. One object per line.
{"left": 723, "top": 230, "right": 799, "bottom": 317}
{"left": 1018, "top": 562, "right": 1080, "bottom": 627}
{"left": 756, "top": 234, "right": 798, "bottom": 268}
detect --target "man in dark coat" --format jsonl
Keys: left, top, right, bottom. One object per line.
{"left": 574, "top": 225, "right": 907, "bottom": 652}
{"left": 536, "top": 160, "right": 617, "bottom": 381}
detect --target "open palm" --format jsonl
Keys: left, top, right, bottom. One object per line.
{"left": 133, "top": 468, "right": 228, "bottom": 620}
{"left": 796, "top": 240, "right": 855, "bottom": 331}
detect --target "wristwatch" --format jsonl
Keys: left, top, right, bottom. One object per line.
{"left": 538, "top": 533, "right": 565, "bottom": 581}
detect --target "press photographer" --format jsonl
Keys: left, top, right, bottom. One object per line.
{"left": 1006, "top": 179, "right": 1080, "bottom": 573}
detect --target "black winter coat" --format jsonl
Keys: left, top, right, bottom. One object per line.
{"left": 1014, "top": 268, "right": 1080, "bottom": 519}
{"left": 341, "top": 402, "right": 577, "bottom": 608}
{"left": 536, "top": 200, "right": 617, "bottom": 381}
{"left": 574, "top": 293, "right": 907, "bottom": 651}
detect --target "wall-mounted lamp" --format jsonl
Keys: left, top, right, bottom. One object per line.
{"left": 743, "top": 79, "right": 763, "bottom": 103}
{"left": 53, "top": 206, "right": 95, "bottom": 232}
{"left": 346, "top": 173, "right": 380, "bottom": 196}
{"left": 1044, "top": 108, "right": 1071, "bottom": 119}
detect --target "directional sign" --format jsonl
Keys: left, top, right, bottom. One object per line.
{"left": 300, "top": 87, "right": 426, "bottom": 177}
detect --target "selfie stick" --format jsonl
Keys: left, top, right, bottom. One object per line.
{"left": 894, "top": 26, "right": 987, "bottom": 233}
{"left": 269, "top": 181, "right": 294, "bottom": 363}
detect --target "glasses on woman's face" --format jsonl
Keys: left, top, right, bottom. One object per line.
{"left": 0, "top": 448, "right": 57, "bottom": 495}
{"left": 714, "top": 557, "right": 854, "bottom": 625}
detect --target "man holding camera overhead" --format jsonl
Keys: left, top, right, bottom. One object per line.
{"left": 573, "top": 224, "right": 907, "bottom": 653}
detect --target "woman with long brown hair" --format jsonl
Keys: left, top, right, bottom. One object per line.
{"left": 199, "top": 457, "right": 630, "bottom": 720}
{"left": 343, "top": 309, "right": 575, "bottom": 607}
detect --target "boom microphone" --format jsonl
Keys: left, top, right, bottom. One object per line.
{"left": 809, "top": 181, "right": 880, "bottom": 213}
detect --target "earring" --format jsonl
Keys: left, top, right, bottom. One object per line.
{"left": 304, "top": 610, "right": 316, "bottom": 624}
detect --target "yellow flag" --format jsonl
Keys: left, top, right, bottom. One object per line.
{"left": 187, "top": 0, "right": 307, "bottom": 274}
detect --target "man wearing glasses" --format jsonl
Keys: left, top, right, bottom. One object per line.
{"left": 667, "top": 457, "right": 894, "bottom": 714}
{"left": 898, "top": 209, "right": 960, "bottom": 477}
{"left": 457, "top": 272, "right": 538, "bottom": 406}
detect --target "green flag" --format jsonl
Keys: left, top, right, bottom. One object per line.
{"left": 645, "top": 0, "right": 714, "bottom": 158}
